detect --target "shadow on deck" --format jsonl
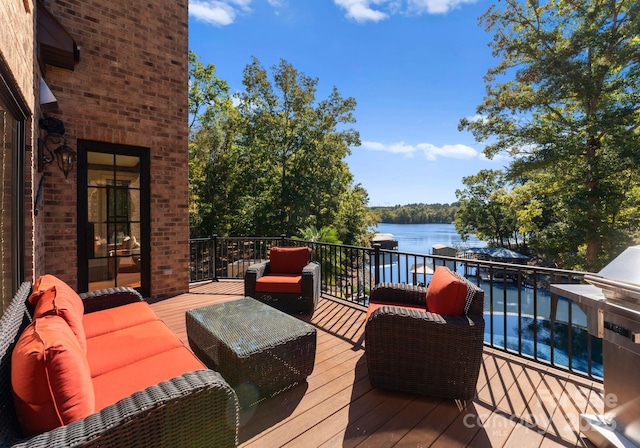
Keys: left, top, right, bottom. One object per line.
{"left": 150, "top": 280, "right": 602, "bottom": 448}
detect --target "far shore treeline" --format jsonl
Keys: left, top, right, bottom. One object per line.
{"left": 369, "top": 204, "right": 459, "bottom": 225}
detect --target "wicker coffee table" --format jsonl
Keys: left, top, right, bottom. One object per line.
{"left": 186, "top": 297, "right": 317, "bottom": 408}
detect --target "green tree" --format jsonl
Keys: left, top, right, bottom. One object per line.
{"left": 460, "top": 0, "right": 640, "bottom": 270}
{"left": 296, "top": 225, "right": 342, "bottom": 244}
{"left": 189, "top": 53, "right": 371, "bottom": 241}
{"left": 188, "top": 50, "right": 237, "bottom": 237}
{"left": 336, "top": 184, "right": 377, "bottom": 246}
{"left": 455, "top": 170, "right": 518, "bottom": 247}
{"left": 235, "top": 57, "right": 361, "bottom": 237}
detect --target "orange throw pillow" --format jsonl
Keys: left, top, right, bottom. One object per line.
{"left": 426, "top": 266, "right": 468, "bottom": 316}
{"left": 269, "top": 247, "right": 311, "bottom": 274}
{"left": 12, "top": 315, "right": 95, "bottom": 436}
{"left": 29, "top": 285, "right": 87, "bottom": 354}
{"left": 33, "top": 274, "right": 83, "bottom": 302}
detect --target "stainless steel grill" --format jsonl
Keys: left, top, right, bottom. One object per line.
{"left": 552, "top": 246, "right": 640, "bottom": 448}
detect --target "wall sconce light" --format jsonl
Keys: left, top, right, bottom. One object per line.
{"left": 38, "top": 116, "right": 77, "bottom": 178}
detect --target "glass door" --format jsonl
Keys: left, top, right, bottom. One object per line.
{"left": 78, "top": 143, "right": 149, "bottom": 295}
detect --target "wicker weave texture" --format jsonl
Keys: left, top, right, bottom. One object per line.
{"left": 79, "top": 287, "right": 144, "bottom": 314}
{"left": 1, "top": 283, "right": 239, "bottom": 448}
{"left": 186, "top": 298, "right": 316, "bottom": 408}
{"left": 244, "top": 261, "right": 321, "bottom": 314}
{"left": 365, "top": 277, "right": 485, "bottom": 401}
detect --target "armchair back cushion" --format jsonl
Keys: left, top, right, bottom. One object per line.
{"left": 426, "top": 266, "right": 469, "bottom": 316}
{"left": 29, "top": 284, "right": 87, "bottom": 353}
{"left": 11, "top": 315, "right": 95, "bottom": 436}
{"left": 269, "top": 247, "right": 311, "bottom": 275}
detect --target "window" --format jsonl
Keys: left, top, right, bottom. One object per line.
{"left": 0, "top": 66, "right": 27, "bottom": 312}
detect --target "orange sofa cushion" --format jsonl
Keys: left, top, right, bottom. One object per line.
{"left": 85, "top": 320, "right": 185, "bottom": 378}
{"left": 92, "top": 347, "right": 206, "bottom": 411}
{"left": 269, "top": 247, "right": 311, "bottom": 274}
{"left": 29, "top": 285, "right": 87, "bottom": 354}
{"left": 255, "top": 274, "right": 302, "bottom": 294}
{"left": 83, "top": 302, "right": 159, "bottom": 339}
{"left": 426, "top": 266, "right": 468, "bottom": 316}
{"left": 11, "top": 315, "right": 95, "bottom": 436}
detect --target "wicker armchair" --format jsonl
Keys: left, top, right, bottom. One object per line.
{"left": 365, "top": 270, "right": 485, "bottom": 401}
{"left": 245, "top": 246, "right": 321, "bottom": 315}
{"left": 0, "top": 283, "right": 239, "bottom": 448}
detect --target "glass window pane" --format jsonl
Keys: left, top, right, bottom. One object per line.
{"left": 88, "top": 150, "right": 142, "bottom": 292}
{"left": 116, "top": 154, "right": 140, "bottom": 184}
{"left": 88, "top": 152, "right": 112, "bottom": 186}
{"left": 0, "top": 100, "right": 16, "bottom": 306}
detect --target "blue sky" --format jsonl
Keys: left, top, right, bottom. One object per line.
{"left": 188, "top": 0, "right": 509, "bottom": 206}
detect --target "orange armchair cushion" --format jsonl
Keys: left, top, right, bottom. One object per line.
{"left": 426, "top": 266, "right": 468, "bottom": 316}
{"left": 255, "top": 275, "right": 303, "bottom": 294}
{"left": 269, "top": 247, "right": 311, "bottom": 274}
{"left": 11, "top": 315, "right": 95, "bottom": 436}
{"left": 29, "top": 283, "right": 87, "bottom": 354}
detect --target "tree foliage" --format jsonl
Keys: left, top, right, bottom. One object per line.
{"left": 189, "top": 53, "right": 375, "bottom": 245}
{"left": 371, "top": 203, "right": 459, "bottom": 224}
{"left": 459, "top": 0, "right": 640, "bottom": 270}
{"left": 188, "top": 50, "right": 236, "bottom": 235}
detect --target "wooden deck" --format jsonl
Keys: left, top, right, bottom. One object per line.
{"left": 150, "top": 280, "right": 602, "bottom": 448}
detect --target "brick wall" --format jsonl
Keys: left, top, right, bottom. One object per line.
{"left": 0, "top": 0, "right": 38, "bottom": 290}
{"left": 0, "top": 1, "right": 35, "bottom": 103}
{"left": 40, "top": 0, "right": 189, "bottom": 299}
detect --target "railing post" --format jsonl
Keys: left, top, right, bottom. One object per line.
{"left": 373, "top": 243, "right": 381, "bottom": 286}
{"left": 212, "top": 234, "right": 218, "bottom": 282}
{"left": 280, "top": 233, "right": 287, "bottom": 246}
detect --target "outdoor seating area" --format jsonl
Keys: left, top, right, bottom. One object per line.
{"left": 151, "top": 280, "right": 604, "bottom": 447}
{"left": 0, "top": 276, "right": 239, "bottom": 448}
{"left": 0, "top": 267, "right": 608, "bottom": 447}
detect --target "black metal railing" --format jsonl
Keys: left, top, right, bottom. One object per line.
{"left": 189, "top": 235, "right": 602, "bottom": 380}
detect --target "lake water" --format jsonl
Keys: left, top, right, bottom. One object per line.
{"left": 372, "top": 222, "right": 602, "bottom": 377}
{"left": 375, "top": 222, "right": 486, "bottom": 254}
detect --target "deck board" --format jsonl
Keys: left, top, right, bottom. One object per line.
{"left": 150, "top": 280, "right": 603, "bottom": 448}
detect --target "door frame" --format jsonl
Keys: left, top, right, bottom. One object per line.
{"left": 76, "top": 140, "right": 150, "bottom": 296}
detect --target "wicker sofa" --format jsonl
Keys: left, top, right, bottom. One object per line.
{"left": 365, "top": 267, "right": 485, "bottom": 401}
{"left": 0, "top": 279, "right": 239, "bottom": 448}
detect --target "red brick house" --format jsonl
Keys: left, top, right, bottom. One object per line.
{"left": 1, "top": 0, "right": 190, "bottom": 311}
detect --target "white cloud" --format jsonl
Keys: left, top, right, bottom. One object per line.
{"left": 334, "top": 0, "right": 478, "bottom": 22}
{"left": 361, "top": 141, "right": 389, "bottom": 151}
{"left": 466, "top": 114, "right": 485, "bottom": 123}
{"left": 408, "top": 0, "right": 479, "bottom": 14}
{"left": 334, "top": 0, "right": 389, "bottom": 23}
{"left": 362, "top": 140, "right": 479, "bottom": 160}
{"left": 189, "top": 1, "right": 239, "bottom": 26}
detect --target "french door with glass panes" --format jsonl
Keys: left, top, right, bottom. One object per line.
{"left": 77, "top": 142, "right": 149, "bottom": 296}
